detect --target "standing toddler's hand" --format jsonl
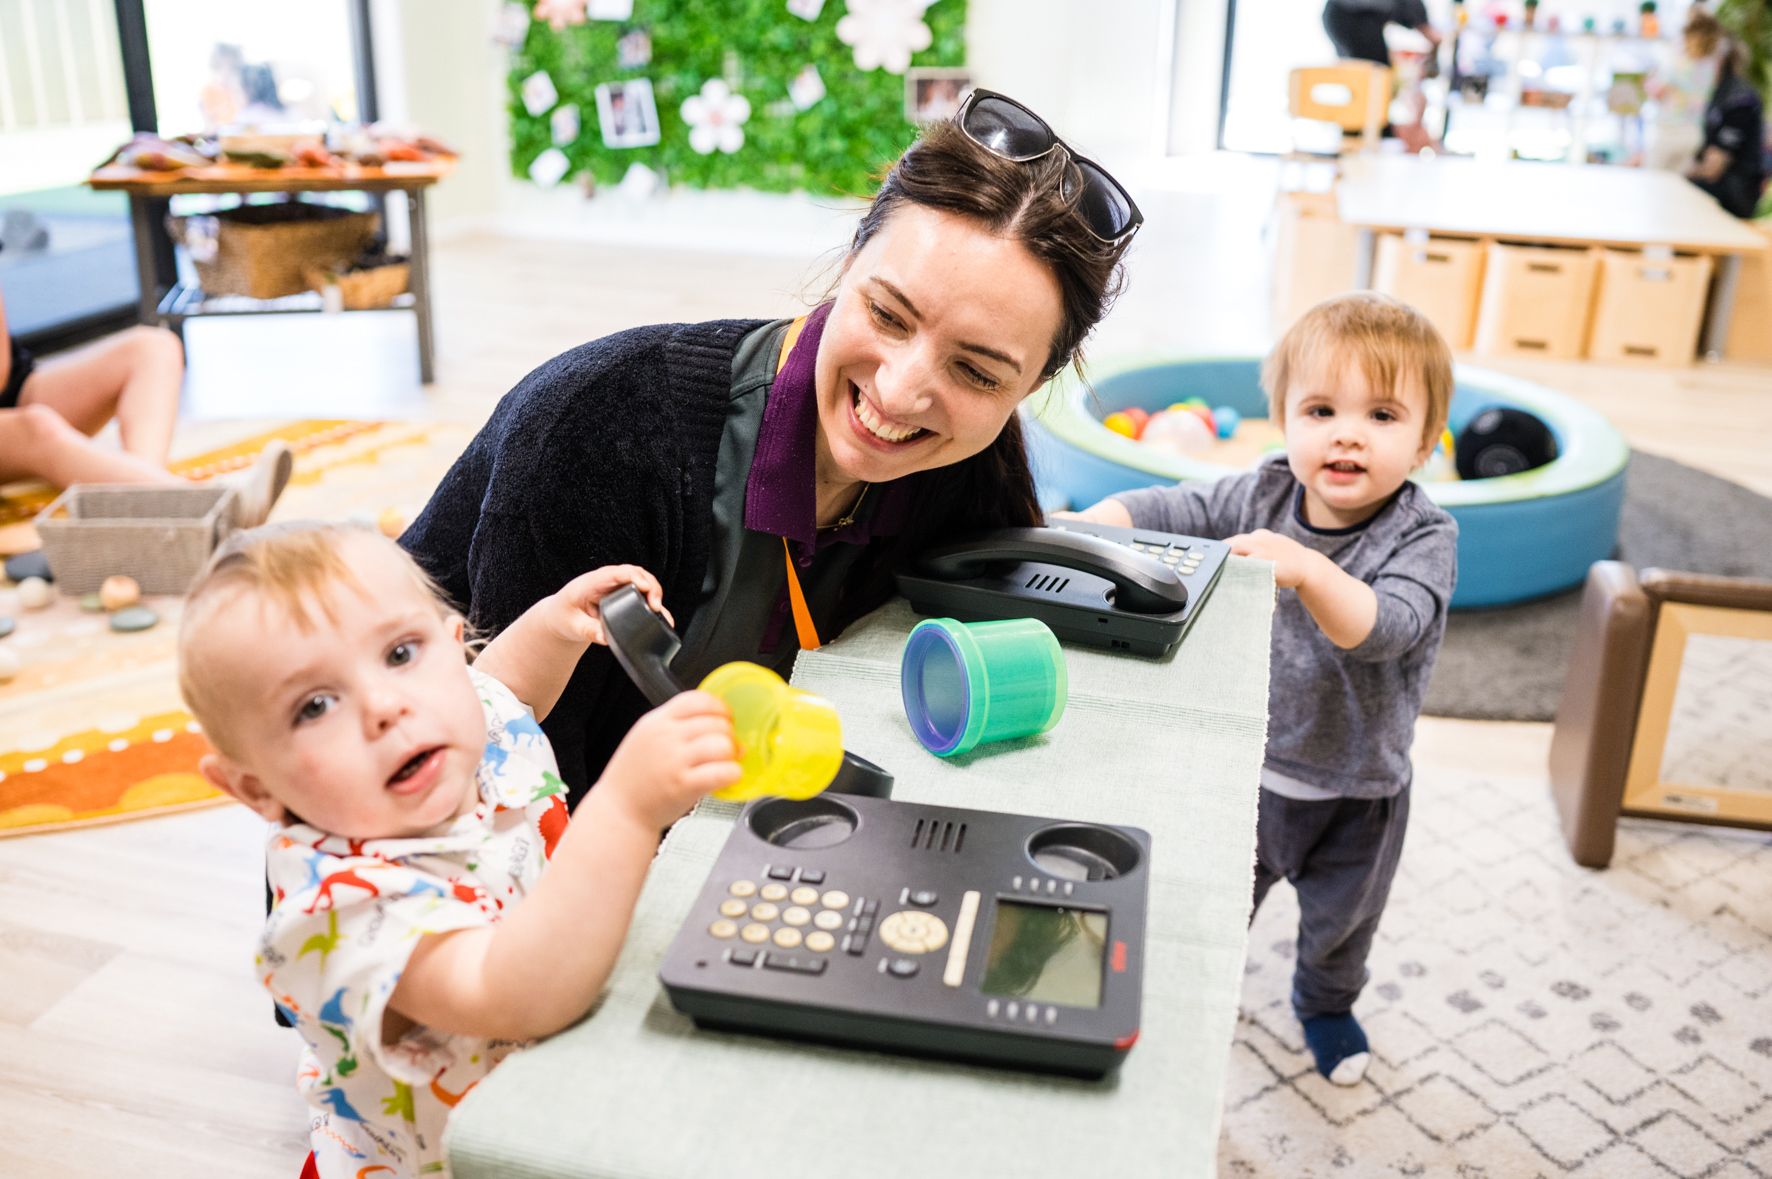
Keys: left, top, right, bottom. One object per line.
{"left": 599, "top": 691, "right": 741, "bottom": 829}
{"left": 1226, "top": 529, "right": 1323, "bottom": 590}
{"left": 546, "top": 564, "right": 673, "bottom": 647}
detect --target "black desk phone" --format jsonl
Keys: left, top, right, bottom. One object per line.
{"left": 658, "top": 793, "right": 1150, "bottom": 1077}
{"left": 894, "top": 520, "right": 1231, "bottom": 658}
{"left": 599, "top": 585, "right": 892, "bottom": 799}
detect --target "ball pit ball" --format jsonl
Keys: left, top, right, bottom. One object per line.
{"left": 1212, "top": 406, "right": 1241, "bottom": 439}
{"left": 1140, "top": 408, "right": 1216, "bottom": 456}
{"left": 0, "top": 648, "right": 18, "bottom": 681}
{"left": 16, "top": 577, "right": 50, "bottom": 610}
{"left": 1103, "top": 412, "right": 1139, "bottom": 439}
{"left": 100, "top": 575, "right": 141, "bottom": 612}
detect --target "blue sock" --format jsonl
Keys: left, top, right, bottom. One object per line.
{"left": 1301, "top": 1011, "right": 1370, "bottom": 1085}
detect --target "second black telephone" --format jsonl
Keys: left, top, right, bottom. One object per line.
{"left": 894, "top": 519, "right": 1230, "bottom": 658}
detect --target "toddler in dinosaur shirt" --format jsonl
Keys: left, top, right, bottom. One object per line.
{"left": 177, "top": 521, "right": 740, "bottom": 1179}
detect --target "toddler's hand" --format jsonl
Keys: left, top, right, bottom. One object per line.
{"left": 1051, "top": 498, "right": 1133, "bottom": 528}
{"left": 599, "top": 691, "right": 741, "bottom": 829}
{"left": 1226, "top": 529, "right": 1322, "bottom": 590}
{"left": 547, "top": 565, "right": 673, "bottom": 647}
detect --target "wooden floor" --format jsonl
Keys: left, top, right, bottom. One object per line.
{"left": 0, "top": 220, "right": 1765, "bottom": 1178}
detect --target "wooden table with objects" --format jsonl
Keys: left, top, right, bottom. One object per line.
{"left": 443, "top": 566, "right": 1276, "bottom": 1179}
{"left": 88, "top": 160, "right": 453, "bottom": 383}
{"left": 1336, "top": 154, "right": 1768, "bottom": 359}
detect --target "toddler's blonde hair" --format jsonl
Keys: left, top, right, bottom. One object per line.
{"left": 177, "top": 521, "right": 457, "bottom": 756}
{"left": 1262, "top": 292, "right": 1453, "bottom": 450}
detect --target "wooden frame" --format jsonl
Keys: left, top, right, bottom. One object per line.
{"left": 1621, "top": 601, "right": 1772, "bottom": 826}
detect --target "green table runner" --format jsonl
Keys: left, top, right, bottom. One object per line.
{"left": 448, "top": 561, "right": 1273, "bottom": 1178}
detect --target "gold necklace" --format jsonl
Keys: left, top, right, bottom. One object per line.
{"left": 820, "top": 483, "right": 870, "bottom": 530}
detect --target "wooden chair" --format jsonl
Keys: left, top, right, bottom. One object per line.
{"left": 1548, "top": 562, "right": 1772, "bottom": 867}
{"left": 1288, "top": 63, "right": 1391, "bottom": 153}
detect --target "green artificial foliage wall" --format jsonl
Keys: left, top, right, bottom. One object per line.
{"left": 507, "top": 0, "right": 967, "bottom": 197}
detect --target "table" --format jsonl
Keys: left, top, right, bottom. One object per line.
{"left": 1336, "top": 154, "right": 1768, "bottom": 359}
{"left": 444, "top": 564, "right": 1275, "bottom": 1179}
{"left": 88, "top": 161, "right": 453, "bottom": 383}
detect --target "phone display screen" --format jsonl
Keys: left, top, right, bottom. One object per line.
{"left": 979, "top": 901, "right": 1109, "bottom": 1008}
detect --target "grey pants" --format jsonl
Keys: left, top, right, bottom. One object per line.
{"left": 1252, "top": 786, "right": 1411, "bottom": 1020}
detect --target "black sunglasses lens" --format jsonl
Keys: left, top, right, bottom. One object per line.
{"left": 1074, "top": 159, "right": 1137, "bottom": 241}
{"left": 963, "top": 95, "right": 1055, "bottom": 161}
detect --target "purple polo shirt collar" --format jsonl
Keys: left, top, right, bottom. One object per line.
{"left": 744, "top": 300, "right": 910, "bottom": 555}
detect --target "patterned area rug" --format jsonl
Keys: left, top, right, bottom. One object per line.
{"left": 1218, "top": 767, "right": 1772, "bottom": 1177}
{"left": 0, "top": 418, "right": 473, "bottom": 837}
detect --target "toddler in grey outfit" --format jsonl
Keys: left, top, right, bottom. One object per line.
{"left": 1066, "top": 292, "right": 1459, "bottom": 1085}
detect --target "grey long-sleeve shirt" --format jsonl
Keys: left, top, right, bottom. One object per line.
{"left": 1112, "top": 455, "right": 1458, "bottom": 798}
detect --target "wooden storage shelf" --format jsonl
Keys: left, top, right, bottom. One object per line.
{"left": 1372, "top": 233, "right": 1487, "bottom": 349}
{"left": 1474, "top": 241, "right": 1599, "bottom": 360}
{"left": 1586, "top": 248, "right": 1713, "bottom": 366}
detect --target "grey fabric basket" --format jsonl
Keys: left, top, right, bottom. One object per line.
{"left": 34, "top": 484, "right": 238, "bottom": 595}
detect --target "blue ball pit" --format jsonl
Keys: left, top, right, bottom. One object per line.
{"left": 1023, "top": 356, "right": 1630, "bottom": 608}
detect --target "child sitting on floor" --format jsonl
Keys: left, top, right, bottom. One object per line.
{"left": 1063, "top": 292, "right": 1458, "bottom": 1085}
{"left": 177, "top": 522, "right": 740, "bottom": 1178}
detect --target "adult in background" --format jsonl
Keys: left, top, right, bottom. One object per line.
{"left": 401, "top": 92, "right": 1140, "bottom": 804}
{"left": 1322, "top": 0, "right": 1443, "bottom": 69}
{"left": 1685, "top": 20, "right": 1765, "bottom": 219}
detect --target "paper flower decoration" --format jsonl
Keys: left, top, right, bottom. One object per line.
{"left": 680, "top": 78, "right": 751, "bottom": 155}
{"left": 836, "top": 0, "right": 933, "bottom": 74}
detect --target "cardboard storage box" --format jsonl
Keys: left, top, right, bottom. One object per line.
{"left": 1372, "top": 233, "right": 1486, "bottom": 349}
{"left": 1271, "top": 190, "right": 1363, "bottom": 334}
{"left": 1586, "top": 248, "right": 1713, "bottom": 365}
{"left": 1473, "top": 242, "right": 1598, "bottom": 360}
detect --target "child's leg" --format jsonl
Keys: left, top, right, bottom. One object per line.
{"left": 0, "top": 403, "right": 182, "bottom": 486}
{"left": 18, "top": 325, "right": 184, "bottom": 466}
{"left": 1288, "top": 789, "right": 1411, "bottom": 1083}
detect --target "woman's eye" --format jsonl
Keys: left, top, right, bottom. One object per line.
{"left": 868, "top": 302, "right": 900, "bottom": 331}
{"left": 296, "top": 695, "right": 334, "bottom": 724}
{"left": 958, "top": 363, "right": 1000, "bottom": 391}
{"left": 388, "top": 642, "right": 417, "bottom": 667}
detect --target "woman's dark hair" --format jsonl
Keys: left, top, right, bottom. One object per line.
{"left": 830, "top": 118, "right": 1133, "bottom": 635}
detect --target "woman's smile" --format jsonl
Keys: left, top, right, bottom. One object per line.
{"left": 849, "top": 380, "right": 930, "bottom": 447}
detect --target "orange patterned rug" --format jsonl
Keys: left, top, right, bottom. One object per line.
{"left": 0, "top": 417, "right": 474, "bottom": 837}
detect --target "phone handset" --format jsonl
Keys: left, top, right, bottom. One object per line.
{"left": 916, "top": 527, "right": 1188, "bottom": 615}
{"left": 601, "top": 584, "right": 688, "bottom": 706}
{"left": 599, "top": 584, "right": 894, "bottom": 799}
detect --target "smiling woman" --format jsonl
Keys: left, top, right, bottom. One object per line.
{"left": 400, "top": 104, "right": 1136, "bottom": 803}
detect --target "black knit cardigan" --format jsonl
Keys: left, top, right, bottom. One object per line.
{"left": 401, "top": 319, "right": 766, "bottom": 805}
{"left": 402, "top": 317, "right": 1042, "bottom": 806}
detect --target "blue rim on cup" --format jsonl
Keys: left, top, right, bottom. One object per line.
{"left": 901, "top": 617, "right": 1068, "bottom": 757}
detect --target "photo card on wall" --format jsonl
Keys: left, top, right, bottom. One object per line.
{"left": 905, "top": 68, "right": 971, "bottom": 124}
{"left": 595, "top": 78, "right": 662, "bottom": 147}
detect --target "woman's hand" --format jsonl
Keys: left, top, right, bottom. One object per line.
{"left": 598, "top": 691, "right": 741, "bottom": 831}
{"left": 543, "top": 564, "right": 673, "bottom": 647}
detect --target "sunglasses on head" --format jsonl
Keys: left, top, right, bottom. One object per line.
{"left": 953, "top": 88, "right": 1144, "bottom": 246}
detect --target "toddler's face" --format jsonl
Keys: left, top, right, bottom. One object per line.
{"left": 193, "top": 536, "right": 487, "bottom": 839}
{"left": 1282, "top": 351, "right": 1436, "bottom": 529}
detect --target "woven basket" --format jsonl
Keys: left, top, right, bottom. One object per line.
{"left": 34, "top": 485, "right": 238, "bottom": 595}
{"left": 302, "top": 261, "right": 410, "bottom": 310}
{"left": 168, "top": 203, "right": 377, "bottom": 300}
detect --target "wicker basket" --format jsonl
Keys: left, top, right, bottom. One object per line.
{"left": 168, "top": 203, "right": 378, "bottom": 300}
{"left": 34, "top": 485, "right": 238, "bottom": 595}
{"left": 302, "top": 261, "right": 410, "bottom": 310}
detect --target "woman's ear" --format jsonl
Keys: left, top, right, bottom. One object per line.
{"left": 200, "top": 752, "right": 286, "bottom": 824}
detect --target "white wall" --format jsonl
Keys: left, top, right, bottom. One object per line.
{"left": 967, "top": 0, "right": 1179, "bottom": 166}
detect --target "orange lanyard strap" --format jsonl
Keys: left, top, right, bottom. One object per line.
{"left": 782, "top": 537, "right": 823, "bottom": 651}
{"left": 774, "top": 315, "right": 822, "bottom": 651}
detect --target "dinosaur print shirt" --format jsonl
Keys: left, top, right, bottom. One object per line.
{"left": 259, "top": 667, "right": 571, "bottom": 1179}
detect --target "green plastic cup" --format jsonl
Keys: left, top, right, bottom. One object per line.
{"left": 900, "top": 617, "right": 1068, "bottom": 757}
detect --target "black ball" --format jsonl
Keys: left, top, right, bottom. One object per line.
{"left": 1456, "top": 407, "right": 1559, "bottom": 480}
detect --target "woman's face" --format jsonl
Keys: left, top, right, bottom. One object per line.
{"left": 814, "top": 203, "right": 1066, "bottom": 488}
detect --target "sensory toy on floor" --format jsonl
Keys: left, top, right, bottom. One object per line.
{"left": 15, "top": 577, "right": 50, "bottom": 610}
{"left": 1455, "top": 406, "right": 1559, "bottom": 480}
{"left": 100, "top": 575, "right": 141, "bottom": 611}
{"left": 900, "top": 618, "right": 1068, "bottom": 757}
